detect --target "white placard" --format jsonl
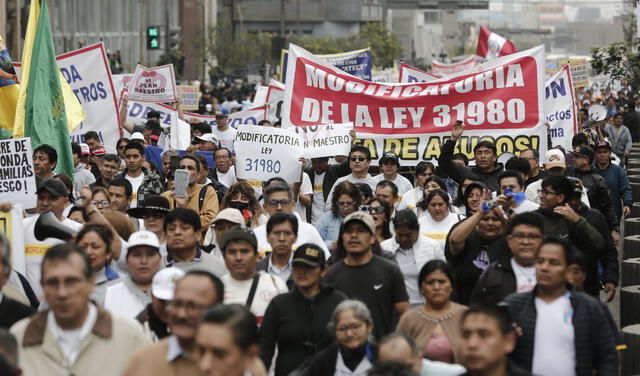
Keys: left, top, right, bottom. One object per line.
{"left": 294, "top": 123, "right": 353, "bottom": 158}
{"left": 0, "top": 138, "right": 37, "bottom": 209}
{"left": 0, "top": 204, "right": 26, "bottom": 275}
{"left": 545, "top": 65, "right": 577, "bottom": 151}
{"left": 227, "top": 106, "right": 267, "bottom": 129}
{"left": 234, "top": 125, "right": 303, "bottom": 183}
{"left": 128, "top": 64, "right": 178, "bottom": 103}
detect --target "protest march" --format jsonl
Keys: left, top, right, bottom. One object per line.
{"left": 0, "top": 1, "right": 639, "bottom": 376}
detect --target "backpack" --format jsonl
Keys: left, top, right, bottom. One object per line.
{"left": 199, "top": 180, "right": 228, "bottom": 211}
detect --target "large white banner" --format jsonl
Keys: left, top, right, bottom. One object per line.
{"left": 15, "top": 43, "right": 122, "bottom": 152}
{"left": 283, "top": 43, "right": 548, "bottom": 166}
{"left": 128, "top": 64, "right": 178, "bottom": 103}
{"left": 545, "top": 65, "right": 577, "bottom": 151}
{"left": 234, "top": 125, "right": 303, "bottom": 183}
{"left": 227, "top": 106, "right": 268, "bottom": 129}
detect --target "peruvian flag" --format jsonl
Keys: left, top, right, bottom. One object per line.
{"left": 476, "top": 26, "right": 517, "bottom": 59}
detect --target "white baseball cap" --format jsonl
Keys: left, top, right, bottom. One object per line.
{"left": 544, "top": 149, "right": 566, "bottom": 169}
{"left": 196, "top": 133, "right": 218, "bottom": 144}
{"left": 127, "top": 230, "right": 160, "bottom": 251}
{"left": 212, "top": 208, "right": 245, "bottom": 227}
{"left": 130, "top": 132, "right": 145, "bottom": 140}
{"left": 152, "top": 267, "right": 185, "bottom": 300}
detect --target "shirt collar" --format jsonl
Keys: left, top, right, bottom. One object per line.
{"left": 166, "top": 335, "right": 190, "bottom": 362}
{"left": 165, "top": 247, "right": 203, "bottom": 266}
{"left": 47, "top": 303, "right": 97, "bottom": 342}
{"left": 267, "top": 253, "right": 293, "bottom": 273}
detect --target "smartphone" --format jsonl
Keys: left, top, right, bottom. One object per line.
{"left": 169, "top": 155, "right": 180, "bottom": 174}
{"left": 174, "top": 169, "right": 190, "bottom": 198}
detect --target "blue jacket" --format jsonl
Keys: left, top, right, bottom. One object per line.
{"left": 595, "top": 162, "right": 633, "bottom": 220}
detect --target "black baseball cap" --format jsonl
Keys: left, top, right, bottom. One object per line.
{"left": 36, "top": 178, "right": 68, "bottom": 197}
{"left": 220, "top": 226, "right": 258, "bottom": 252}
{"left": 379, "top": 152, "right": 400, "bottom": 166}
{"left": 292, "top": 243, "right": 326, "bottom": 268}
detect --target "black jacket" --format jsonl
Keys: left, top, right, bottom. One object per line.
{"left": 505, "top": 287, "right": 617, "bottom": 376}
{"left": 437, "top": 139, "right": 504, "bottom": 191}
{"left": 304, "top": 161, "right": 351, "bottom": 222}
{"left": 256, "top": 254, "right": 294, "bottom": 290}
{"left": 576, "top": 204, "right": 619, "bottom": 294}
{"left": 259, "top": 285, "right": 347, "bottom": 376}
{"left": 307, "top": 342, "right": 378, "bottom": 376}
{"left": 574, "top": 168, "right": 619, "bottom": 232}
{"left": 0, "top": 295, "right": 34, "bottom": 329}
{"left": 470, "top": 255, "right": 518, "bottom": 306}
{"left": 535, "top": 208, "right": 604, "bottom": 260}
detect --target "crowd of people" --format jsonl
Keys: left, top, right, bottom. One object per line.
{"left": 0, "top": 86, "right": 635, "bottom": 376}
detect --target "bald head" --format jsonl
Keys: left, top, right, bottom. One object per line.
{"left": 378, "top": 333, "right": 421, "bottom": 374}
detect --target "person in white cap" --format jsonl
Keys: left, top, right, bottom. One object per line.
{"left": 194, "top": 133, "right": 218, "bottom": 152}
{"left": 202, "top": 208, "right": 245, "bottom": 257}
{"left": 104, "top": 231, "right": 163, "bottom": 318}
{"left": 524, "top": 149, "right": 589, "bottom": 207}
{"left": 136, "top": 267, "right": 185, "bottom": 343}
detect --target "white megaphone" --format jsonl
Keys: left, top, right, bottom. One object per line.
{"left": 588, "top": 105, "right": 608, "bottom": 122}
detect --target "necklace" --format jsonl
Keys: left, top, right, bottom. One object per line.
{"left": 417, "top": 306, "right": 463, "bottom": 324}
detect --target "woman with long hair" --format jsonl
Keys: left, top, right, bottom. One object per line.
{"left": 418, "top": 189, "right": 465, "bottom": 248}
{"left": 221, "top": 182, "right": 266, "bottom": 228}
{"left": 317, "top": 181, "right": 362, "bottom": 250}
{"left": 75, "top": 224, "right": 120, "bottom": 305}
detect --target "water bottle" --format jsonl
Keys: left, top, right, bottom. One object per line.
{"left": 481, "top": 189, "right": 526, "bottom": 213}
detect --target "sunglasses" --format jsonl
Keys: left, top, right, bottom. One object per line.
{"left": 359, "top": 205, "right": 385, "bottom": 214}
{"left": 142, "top": 212, "right": 165, "bottom": 219}
{"left": 350, "top": 157, "right": 367, "bottom": 162}
{"left": 267, "top": 199, "right": 291, "bottom": 207}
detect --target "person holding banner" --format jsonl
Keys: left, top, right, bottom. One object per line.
{"left": 372, "top": 152, "right": 413, "bottom": 196}
{"left": 438, "top": 122, "right": 503, "bottom": 192}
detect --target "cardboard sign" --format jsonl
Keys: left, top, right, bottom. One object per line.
{"left": 128, "top": 64, "right": 178, "bottom": 102}
{"left": 294, "top": 123, "right": 353, "bottom": 158}
{"left": 545, "top": 65, "right": 577, "bottom": 151}
{"left": 0, "top": 137, "right": 37, "bottom": 208}
{"left": 234, "top": 125, "right": 303, "bottom": 183}
{"left": 558, "top": 58, "right": 590, "bottom": 88}
{"left": 177, "top": 85, "right": 200, "bottom": 111}
{"left": 13, "top": 43, "right": 121, "bottom": 153}
{"left": 227, "top": 106, "right": 268, "bottom": 129}
{"left": 280, "top": 47, "right": 372, "bottom": 82}
{"left": 283, "top": 43, "right": 548, "bottom": 166}
{"left": 398, "top": 62, "right": 440, "bottom": 83}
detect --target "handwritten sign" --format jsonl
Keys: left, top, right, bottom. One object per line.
{"left": 558, "top": 58, "right": 590, "bottom": 88}
{"left": 177, "top": 85, "right": 200, "bottom": 111}
{"left": 0, "top": 137, "right": 37, "bottom": 208}
{"left": 128, "top": 64, "right": 178, "bottom": 102}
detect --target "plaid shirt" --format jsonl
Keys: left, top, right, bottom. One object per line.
{"left": 112, "top": 167, "right": 165, "bottom": 203}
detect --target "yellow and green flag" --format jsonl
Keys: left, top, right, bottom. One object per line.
{"left": 13, "top": 0, "right": 85, "bottom": 178}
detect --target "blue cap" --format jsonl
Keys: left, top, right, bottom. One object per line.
{"left": 215, "top": 108, "right": 229, "bottom": 117}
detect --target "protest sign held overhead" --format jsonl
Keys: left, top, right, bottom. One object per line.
{"left": 431, "top": 56, "right": 477, "bottom": 76}
{"left": 177, "top": 85, "right": 200, "bottom": 111}
{"left": 399, "top": 62, "right": 440, "bottom": 83}
{"left": 265, "top": 79, "right": 285, "bottom": 122}
{"left": 227, "top": 106, "right": 268, "bottom": 129}
{"left": 234, "top": 125, "right": 303, "bottom": 183}
{"left": 545, "top": 65, "right": 577, "bottom": 151}
{"left": 112, "top": 73, "right": 133, "bottom": 106}
{"left": 558, "top": 58, "right": 590, "bottom": 88}
{"left": 283, "top": 43, "right": 547, "bottom": 165}
{"left": 294, "top": 123, "right": 354, "bottom": 159}
{"left": 128, "top": 63, "right": 178, "bottom": 103}
{"left": 280, "top": 47, "right": 372, "bottom": 82}
{"left": 0, "top": 137, "right": 37, "bottom": 209}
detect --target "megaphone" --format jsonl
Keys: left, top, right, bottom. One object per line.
{"left": 35, "top": 210, "right": 78, "bottom": 241}
{"left": 588, "top": 104, "right": 607, "bottom": 122}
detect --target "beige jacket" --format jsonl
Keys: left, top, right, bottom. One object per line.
{"left": 10, "top": 306, "right": 148, "bottom": 376}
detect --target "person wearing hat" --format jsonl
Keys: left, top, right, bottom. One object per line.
{"left": 325, "top": 146, "right": 378, "bottom": 211}
{"left": 193, "top": 133, "right": 218, "bottom": 152}
{"left": 129, "top": 195, "right": 172, "bottom": 252}
{"left": 566, "top": 177, "right": 619, "bottom": 301}
{"left": 220, "top": 226, "right": 288, "bottom": 322}
{"left": 21, "top": 179, "right": 84, "bottom": 299}
{"left": 524, "top": 148, "right": 590, "bottom": 208}
{"left": 372, "top": 152, "right": 413, "bottom": 196}
{"left": 104, "top": 231, "right": 163, "bottom": 318}
{"left": 572, "top": 145, "right": 620, "bottom": 244}
{"left": 71, "top": 142, "right": 96, "bottom": 192}
{"left": 595, "top": 140, "right": 633, "bottom": 220}
{"left": 202, "top": 208, "right": 245, "bottom": 257}
{"left": 324, "top": 212, "right": 410, "bottom": 339}
{"left": 259, "top": 243, "right": 347, "bottom": 376}
{"left": 136, "top": 267, "right": 185, "bottom": 342}
{"left": 212, "top": 107, "right": 237, "bottom": 152}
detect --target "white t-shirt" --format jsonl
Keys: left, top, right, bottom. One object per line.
{"left": 23, "top": 215, "right": 84, "bottom": 299}
{"left": 104, "top": 280, "right": 149, "bottom": 318}
{"left": 222, "top": 271, "right": 288, "bottom": 324}
{"left": 125, "top": 173, "right": 145, "bottom": 208}
{"left": 216, "top": 166, "right": 237, "bottom": 189}
{"left": 532, "top": 293, "right": 575, "bottom": 376}
{"left": 325, "top": 174, "right": 378, "bottom": 211}
{"left": 294, "top": 172, "right": 313, "bottom": 223}
{"left": 212, "top": 126, "right": 238, "bottom": 151}
{"left": 254, "top": 213, "right": 330, "bottom": 259}
{"left": 510, "top": 259, "right": 536, "bottom": 292}
{"left": 397, "top": 186, "right": 423, "bottom": 212}
{"left": 372, "top": 173, "right": 414, "bottom": 196}
{"left": 311, "top": 172, "right": 326, "bottom": 225}
{"left": 418, "top": 212, "right": 465, "bottom": 248}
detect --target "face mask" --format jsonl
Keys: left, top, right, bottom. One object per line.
{"left": 228, "top": 201, "right": 249, "bottom": 211}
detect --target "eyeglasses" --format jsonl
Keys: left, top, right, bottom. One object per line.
{"left": 91, "top": 200, "right": 110, "bottom": 207}
{"left": 350, "top": 157, "right": 367, "bottom": 162}
{"left": 359, "top": 205, "right": 385, "bottom": 214}
{"left": 214, "top": 155, "right": 229, "bottom": 160}
{"left": 267, "top": 199, "right": 291, "bottom": 207}
{"left": 337, "top": 201, "right": 355, "bottom": 208}
{"left": 142, "top": 212, "right": 165, "bottom": 219}
{"left": 537, "top": 189, "right": 558, "bottom": 197}
{"left": 336, "top": 322, "right": 364, "bottom": 333}
{"left": 510, "top": 233, "right": 543, "bottom": 241}
{"left": 169, "top": 299, "right": 209, "bottom": 313}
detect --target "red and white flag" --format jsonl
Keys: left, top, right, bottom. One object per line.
{"left": 476, "top": 26, "right": 517, "bottom": 59}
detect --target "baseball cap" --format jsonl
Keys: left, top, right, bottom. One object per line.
{"left": 220, "top": 226, "right": 258, "bottom": 252}
{"left": 342, "top": 211, "right": 376, "bottom": 234}
{"left": 566, "top": 176, "right": 584, "bottom": 194}
{"left": 544, "top": 149, "right": 566, "bottom": 169}
{"left": 379, "top": 152, "right": 400, "bottom": 166}
{"left": 36, "top": 178, "right": 68, "bottom": 197}
{"left": 92, "top": 147, "right": 106, "bottom": 156}
{"left": 212, "top": 208, "right": 245, "bottom": 227}
{"left": 152, "top": 267, "right": 185, "bottom": 300}
{"left": 292, "top": 243, "right": 326, "bottom": 268}
{"left": 79, "top": 143, "right": 91, "bottom": 156}
{"left": 130, "top": 132, "right": 145, "bottom": 140}
{"left": 215, "top": 108, "right": 229, "bottom": 117}
{"left": 195, "top": 133, "right": 218, "bottom": 144}
{"left": 127, "top": 230, "right": 160, "bottom": 251}
{"left": 595, "top": 140, "right": 612, "bottom": 150}
{"left": 571, "top": 146, "right": 594, "bottom": 163}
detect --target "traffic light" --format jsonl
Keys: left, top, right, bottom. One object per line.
{"left": 147, "top": 26, "right": 161, "bottom": 50}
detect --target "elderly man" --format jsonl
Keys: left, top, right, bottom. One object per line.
{"left": 10, "top": 243, "right": 147, "bottom": 376}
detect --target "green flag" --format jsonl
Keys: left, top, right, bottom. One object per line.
{"left": 24, "top": 0, "right": 74, "bottom": 179}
